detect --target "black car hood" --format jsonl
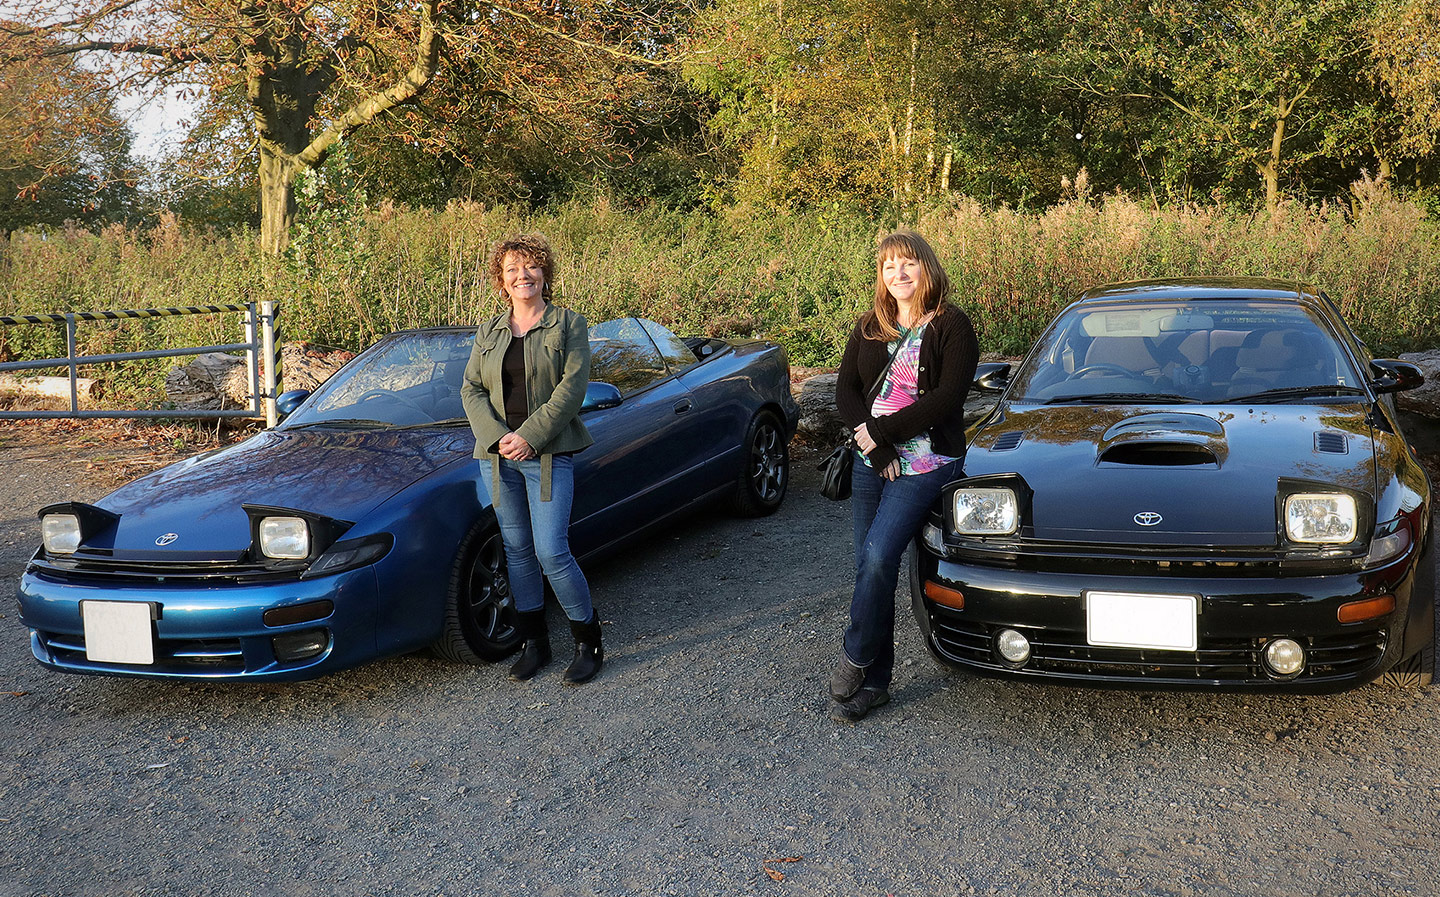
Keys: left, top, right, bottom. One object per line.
{"left": 85, "top": 428, "right": 474, "bottom": 555}
{"left": 968, "top": 404, "right": 1376, "bottom": 546}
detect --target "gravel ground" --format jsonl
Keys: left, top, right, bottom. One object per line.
{"left": 2, "top": 419, "right": 1440, "bottom": 897}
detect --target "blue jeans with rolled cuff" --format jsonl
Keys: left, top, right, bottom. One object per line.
{"left": 843, "top": 454, "right": 962, "bottom": 691}
{"left": 485, "top": 455, "right": 593, "bottom": 622}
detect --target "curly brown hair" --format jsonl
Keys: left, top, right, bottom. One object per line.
{"left": 488, "top": 233, "right": 555, "bottom": 301}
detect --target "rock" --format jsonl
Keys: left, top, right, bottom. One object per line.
{"left": 164, "top": 343, "right": 355, "bottom": 412}
{"left": 791, "top": 370, "right": 1003, "bottom": 446}
{"left": 1397, "top": 350, "right": 1440, "bottom": 419}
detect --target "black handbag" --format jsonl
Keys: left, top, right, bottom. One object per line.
{"left": 817, "top": 335, "right": 906, "bottom": 501}
{"left": 817, "top": 439, "right": 855, "bottom": 500}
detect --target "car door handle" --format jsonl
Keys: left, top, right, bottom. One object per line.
{"left": 673, "top": 399, "right": 692, "bottom": 414}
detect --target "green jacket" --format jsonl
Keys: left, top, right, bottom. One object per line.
{"left": 461, "top": 302, "right": 594, "bottom": 500}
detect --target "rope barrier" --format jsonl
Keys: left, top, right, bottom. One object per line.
{"left": 0, "top": 304, "right": 250, "bottom": 327}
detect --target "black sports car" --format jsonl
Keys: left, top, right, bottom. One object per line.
{"left": 910, "top": 278, "right": 1434, "bottom": 692}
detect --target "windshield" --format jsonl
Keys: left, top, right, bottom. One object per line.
{"left": 282, "top": 330, "right": 477, "bottom": 428}
{"left": 1008, "top": 300, "right": 1364, "bottom": 404}
{"left": 281, "top": 317, "right": 697, "bottom": 428}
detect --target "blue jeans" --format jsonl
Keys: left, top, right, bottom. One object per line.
{"left": 485, "top": 456, "right": 593, "bottom": 621}
{"left": 844, "top": 454, "right": 961, "bottom": 690}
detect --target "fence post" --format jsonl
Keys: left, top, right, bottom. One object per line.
{"left": 260, "top": 299, "right": 279, "bottom": 427}
{"left": 244, "top": 302, "right": 261, "bottom": 417}
{"left": 65, "top": 314, "right": 78, "bottom": 414}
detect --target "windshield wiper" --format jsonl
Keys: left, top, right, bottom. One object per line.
{"left": 392, "top": 418, "right": 471, "bottom": 430}
{"left": 284, "top": 418, "right": 391, "bottom": 430}
{"left": 1042, "top": 392, "right": 1201, "bottom": 405}
{"left": 1228, "top": 385, "right": 1366, "bottom": 403}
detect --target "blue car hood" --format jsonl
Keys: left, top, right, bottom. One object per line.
{"left": 967, "top": 403, "right": 1377, "bottom": 546}
{"left": 87, "top": 428, "right": 474, "bottom": 555}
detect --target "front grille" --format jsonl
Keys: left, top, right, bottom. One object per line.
{"left": 29, "top": 555, "right": 302, "bottom": 585}
{"left": 932, "top": 539, "right": 1365, "bottom": 577}
{"left": 37, "top": 630, "right": 246, "bottom": 673}
{"left": 927, "top": 607, "right": 1386, "bottom": 685}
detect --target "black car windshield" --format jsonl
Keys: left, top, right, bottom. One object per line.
{"left": 1009, "top": 300, "right": 1364, "bottom": 405}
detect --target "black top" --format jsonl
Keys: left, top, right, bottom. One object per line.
{"left": 835, "top": 302, "right": 980, "bottom": 471}
{"left": 501, "top": 335, "right": 528, "bottom": 431}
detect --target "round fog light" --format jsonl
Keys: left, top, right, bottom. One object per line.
{"left": 1263, "top": 638, "right": 1306, "bottom": 676}
{"left": 996, "top": 628, "right": 1032, "bottom": 664}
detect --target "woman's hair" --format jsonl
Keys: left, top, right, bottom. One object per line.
{"left": 861, "top": 230, "right": 950, "bottom": 340}
{"left": 488, "top": 233, "right": 555, "bottom": 301}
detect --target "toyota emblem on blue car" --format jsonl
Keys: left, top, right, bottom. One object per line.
{"left": 1133, "top": 512, "right": 1162, "bottom": 526}
{"left": 155, "top": 533, "right": 179, "bottom": 546}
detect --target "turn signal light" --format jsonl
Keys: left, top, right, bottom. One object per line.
{"left": 924, "top": 580, "right": 965, "bottom": 610}
{"left": 1337, "top": 594, "right": 1395, "bottom": 624}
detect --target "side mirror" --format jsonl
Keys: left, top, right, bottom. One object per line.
{"left": 275, "top": 389, "right": 312, "bottom": 421}
{"left": 581, "top": 381, "right": 622, "bottom": 411}
{"left": 974, "top": 362, "right": 1011, "bottom": 393}
{"left": 1369, "top": 359, "right": 1424, "bottom": 395}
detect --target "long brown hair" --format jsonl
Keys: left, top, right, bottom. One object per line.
{"left": 861, "top": 230, "right": 950, "bottom": 340}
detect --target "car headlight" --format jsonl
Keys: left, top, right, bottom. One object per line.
{"left": 952, "top": 487, "right": 1019, "bottom": 536}
{"left": 259, "top": 516, "right": 310, "bottom": 559}
{"left": 1365, "top": 516, "right": 1413, "bottom": 566}
{"left": 41, "top": 513, "right": 82, "bottom": 554}
{"left": 1284, "top": 493, "right": 1357, "bottom": 544}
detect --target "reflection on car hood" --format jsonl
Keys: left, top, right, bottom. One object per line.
{"left": 970, "top": 403, "right": 1376, "bottom": 546}
{"left": 88, "top": 429, "right": 473, "bottom": 554}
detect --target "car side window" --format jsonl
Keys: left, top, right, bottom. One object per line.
{"left": 639, "top": 319, "right": 700, "bottom": 373}
{"left": 588, "top": 318, "right": 671, "bottom": 395}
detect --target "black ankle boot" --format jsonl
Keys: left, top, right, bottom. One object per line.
{"left": 563, "top": 612, "right": 604, "bottom": 685}
{"left": 508, "top": 610, "right": 551, "bottom": 681}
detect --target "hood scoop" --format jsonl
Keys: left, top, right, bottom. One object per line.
{"left": 1097, "top": 412, "right": 1226, "bottom": 468}
{"left": 1314, "top": 431, "right": 1348, "bottom": 454}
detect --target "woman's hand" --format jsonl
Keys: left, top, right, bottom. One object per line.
{"left": 497, "top": 432, "right": 536, "bottom": 461}
{"left": 853, "top": 422, "right": 878, "bottom": 455}
{"left": 880, "top": 459, "right": 901, "bottom": 481}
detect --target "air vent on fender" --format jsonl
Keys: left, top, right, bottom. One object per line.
{"left": 992, "top": 431, "right": 1024, "bottom": 451}
{"left": 1098, "top": 442, "right": 1218, "bottom": 467}
{"left": 1314, "top": 432, "right": 1348, "bottom": 454}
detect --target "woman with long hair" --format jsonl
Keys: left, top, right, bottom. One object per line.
{"left": 829, "top": 230, "right": 979, "bottom": 721}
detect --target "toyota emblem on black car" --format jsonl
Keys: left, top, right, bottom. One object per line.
{"left": 1133, "top": 512, "right": 1162, "bottom": 527}
{"left": 155, "top": 533, "right": 179, "bottom": 546}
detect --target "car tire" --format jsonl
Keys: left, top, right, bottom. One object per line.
{"left": 730, "top": 410, "right": 788, "bottom": 517}
{"left": 433, "top": 513, "right": 522, "bottom": 664}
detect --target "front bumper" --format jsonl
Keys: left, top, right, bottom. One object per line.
{"left": 18, "top": 566, "right": 379, "bottom": 681}
{"left": 909, "top": 543, "right": 1422, "bottom": 693}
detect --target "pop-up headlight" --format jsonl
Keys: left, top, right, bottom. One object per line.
{"left": 1284, "top": 493, "right": 1358, "bottom": 544}
{"left": 952, "top": 487, "right": 1020, "bottom": 536}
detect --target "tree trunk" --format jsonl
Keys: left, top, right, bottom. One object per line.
{"left": 258, "top": 145, "right": 299, "bottom": 257}
{"left": 1259, "top": 110, "right": 1286, "bottom": 215}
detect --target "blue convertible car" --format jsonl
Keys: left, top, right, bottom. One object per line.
{"left": 19, "top": 317, "right": 798, "bottom": 680}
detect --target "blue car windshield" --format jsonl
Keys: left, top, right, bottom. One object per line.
{"left": 280, "top": 318, "right": 696, "bottom": 428}
{"left": 1008, "top": 300, "right": 1365, "bottom": 404}
{"left": 282, "top": 331, "right": 478, "bottom": 428}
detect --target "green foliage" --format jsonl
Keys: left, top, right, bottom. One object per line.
{"left": 5, "top": 193, "right": 1440, "bottom": 398}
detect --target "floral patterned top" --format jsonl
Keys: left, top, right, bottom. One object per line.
{"left": 861, "top": 323, "right": 959, "bottom": 475}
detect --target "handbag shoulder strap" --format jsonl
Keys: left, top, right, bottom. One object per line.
{"left": 864, "top": 327, "right": 909, "bottom": 402}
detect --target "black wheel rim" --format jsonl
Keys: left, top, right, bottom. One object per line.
{"left": 465, "top": 530, "right": 515, "bottom": 644}
{"left": 749, "top": 420, "right": 787, "bottom": 504}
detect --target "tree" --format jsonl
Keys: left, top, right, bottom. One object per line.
{"left": 1, "top": 1, "right": 676, "bottom": 255}
{"left": 1048, "top": 0, "right": 1390, "bottom": 211}
{"left": 1370, "top": 0, "right": 1440, "bottom": 170}
{"left": 0, "top": 30, "right": 139, "bottom": 231}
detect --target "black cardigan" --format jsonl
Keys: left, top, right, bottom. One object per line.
{"left": 834, "top": 303, "right": 980, "bottom": 471}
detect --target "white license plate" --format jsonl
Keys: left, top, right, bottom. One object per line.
{"left": 81, "top": 600, "right": 156, "bottom": 665}
{"left": 1086, "top": 591, "right": 1197, "bottom": 651}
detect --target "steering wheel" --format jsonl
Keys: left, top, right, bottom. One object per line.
{"left": 356, "top": 388, "right": 428, "bottom": 414}
{"left": 1067, "top": 363, "right": 1139, "bottom": 381}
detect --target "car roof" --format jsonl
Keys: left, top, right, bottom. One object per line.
{"left": 1075, "top": 277, "right": 1321, "bottom": 305}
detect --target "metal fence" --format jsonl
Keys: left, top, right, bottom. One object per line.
{"left": 0, "top": 301, "right": 282, "bottom": 426}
